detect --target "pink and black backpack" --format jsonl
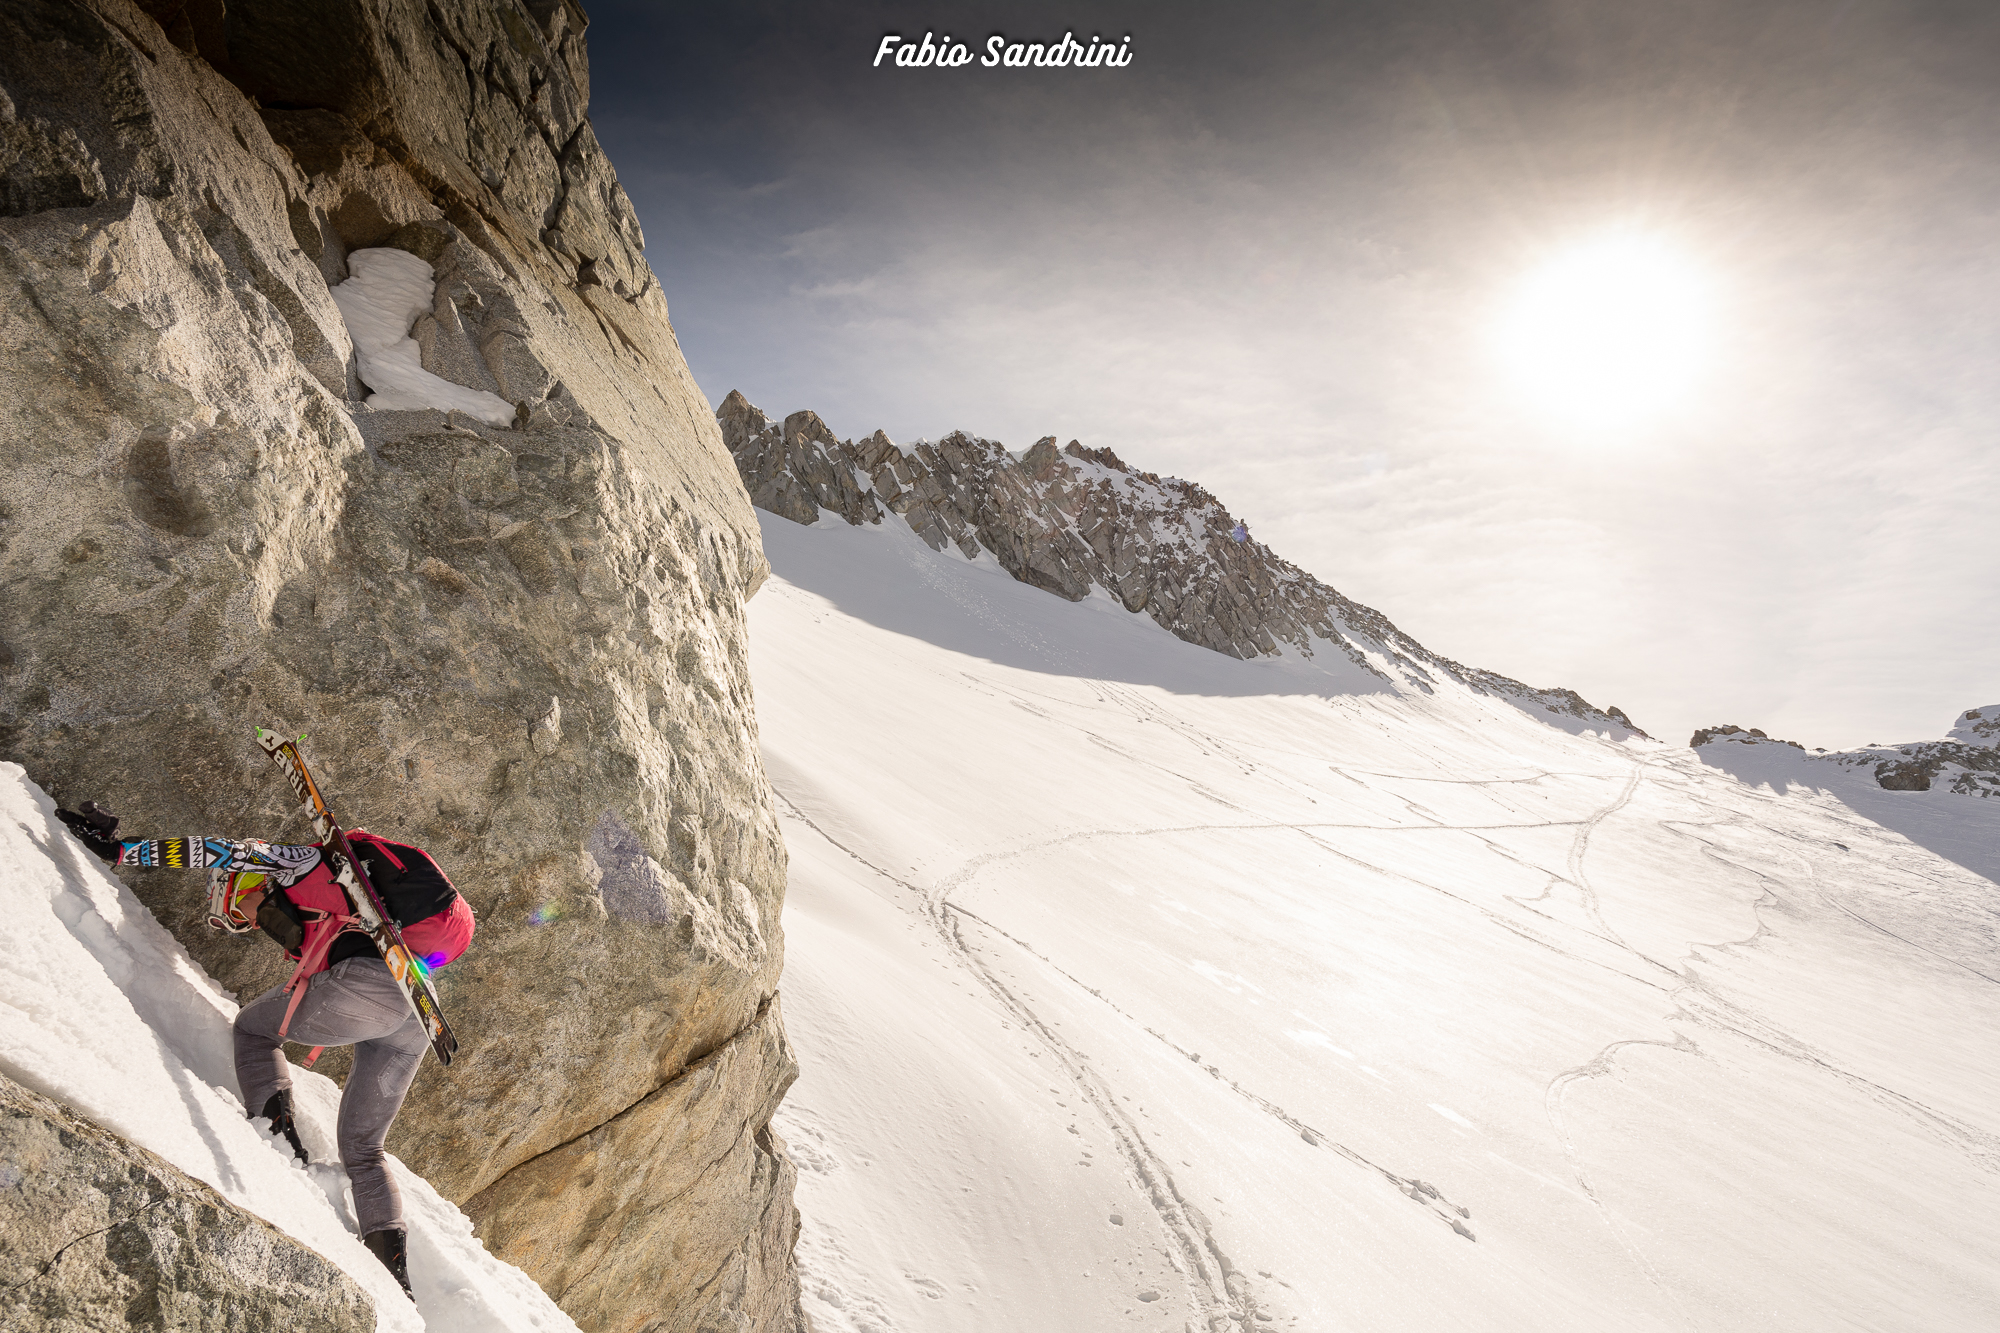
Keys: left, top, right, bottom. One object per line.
{"left": 266, "top": 831, "right": 475, "bottom": 975}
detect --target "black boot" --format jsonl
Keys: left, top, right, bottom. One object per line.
{"left": 363, "top": 1228, "right": 414, "bottom": 1301}
{"left": 257, "top": 1090, "right": 308, "bottom": 1165}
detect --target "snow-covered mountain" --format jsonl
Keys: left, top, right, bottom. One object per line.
{"left": 730, "top": 406, "right": 2000, "bottom": 1332}
{"left": 719, "top": 392, "right": 1646, "bottom": 738}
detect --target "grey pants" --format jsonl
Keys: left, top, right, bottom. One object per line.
{"left": 234, "top": 955, "right": 427, "bottom": 1235}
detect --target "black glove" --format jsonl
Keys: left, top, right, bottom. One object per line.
{"left": 56, "top": 802, "right": 121, "bottom": 863}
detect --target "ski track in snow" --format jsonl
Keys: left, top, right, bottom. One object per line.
{"left": 1544, "top": 1032, "right": 1705, "bottom": 1333}
{"left": 771, "top": 744, "right": 1628, "bottom": 1326}
{"left": 1566, "top": 768, "right": 1644, "bottom": 945}
{"left": 1826, "top": 900, "right": 2000, "bottom": 987}
{"left": 1535, "top": 753, "right": 2000, "bottom": 1313}
{"left": 772, "top": 786, "right": 1265, "bottom": 1328}
{"left": 771, "top": 720, "right": 1760, "bottom": 1327}
{"left": 942, "top": 899, "right": 1480, "bottom": 1235}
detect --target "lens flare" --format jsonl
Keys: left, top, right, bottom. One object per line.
{"left": 1494, "top": 233, "right": 1714, "bottom": 427}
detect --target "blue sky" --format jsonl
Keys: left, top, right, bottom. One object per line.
{"left": 585, "top": 0, "right": 1998, "bottom": 749}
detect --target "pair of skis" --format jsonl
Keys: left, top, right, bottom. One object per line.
{"left": 254, "top": 728, "right": 459, "bottom": 1067}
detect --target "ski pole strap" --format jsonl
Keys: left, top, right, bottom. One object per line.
{"left": 277, "top": 912, "right": 361, "bottom": 1041}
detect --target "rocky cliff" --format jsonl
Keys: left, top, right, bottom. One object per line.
{"left": 0, "top": 3, "right": 803, "bottom": 1330}
{"left": 720, "top": 391, "right": 1647, "bottom": 736}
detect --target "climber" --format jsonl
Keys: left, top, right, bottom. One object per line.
{"left": 55, "top": 802, "right": 473, "bottom": 1302}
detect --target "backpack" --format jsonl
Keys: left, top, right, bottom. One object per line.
{"left": 346, "top": 830, "right": 476, "bottom": 969}
{"left": 259, "top": 833, "right": 475, "bottom": 1047}
{"left": 260, "top": 832, "right": 474, "bottom": 970}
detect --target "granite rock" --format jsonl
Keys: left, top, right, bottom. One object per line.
{"left": 1946, "top": 705, "right": 1999, "bottom": 748}
{"left": 0, "top": 1070, "right": 375, "bottom": 1332}
{"left": 466, "top": 998, "right": 805, "bottom": 1333}
{"left": 1689, "top": 724, "right": 1802, "bottom": 749}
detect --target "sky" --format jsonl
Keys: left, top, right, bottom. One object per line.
{"left": 585, "top": 0, "right": 1998, "bottom": 751}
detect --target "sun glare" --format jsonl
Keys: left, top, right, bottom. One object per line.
{"left": 1494, "top": 233, "right": 1714, "bottom": 428}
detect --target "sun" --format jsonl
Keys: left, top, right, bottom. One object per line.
{"left": 1493, "top": 233, "right": 1714, "bottom": 427}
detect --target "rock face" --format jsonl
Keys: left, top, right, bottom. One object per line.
{"left": 0, "top": 4, "right": 802, "bottom": 1330}
{"left": 719, "top": 391, "right": 1647, "bottom": 736}
{"left": 0, "top": 1071, "right": 375, "bottom": 1332}
{"left": 466, "top": 999, "right": 802, "bottom": 1331}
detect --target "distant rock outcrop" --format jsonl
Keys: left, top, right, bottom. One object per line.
{"left": 1692, "top": 708, "right": 2000, "bottom": 796}
{"left": 718, "top": 391, "right": 1647, "bottom": 737}
{"left": 0, "top": 1072, "right": 374, "bottom": 1331}
{"left": 0, "top": 3, "right": 802, "bottom": 1330}
{"left": 1841, "top": 737, "right": 2000, "bottom": 794}
{"left": 1947, "top": 706, "right": 2000, "bottom": 748}
{"left": 1689, "top": 724, "right": 1803, "bottom": 750}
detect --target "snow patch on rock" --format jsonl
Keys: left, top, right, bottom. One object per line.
{"left": 1696, "top": 708, "right": 2000, "bottom": 797}
{"left": 332, "top": 248, "right": 516, "bottom": 427}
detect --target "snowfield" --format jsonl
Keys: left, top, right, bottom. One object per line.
{"left": 0, "top": 768, "right": 580, "bottom": 1333}
{"left": 750, "top": 510, "right": 2000, "bottom": 1333}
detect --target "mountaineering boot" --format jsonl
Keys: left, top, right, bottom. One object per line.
{"left": 363, "top": 1228, "right": 415, "bottom": 1300}
{"left": 258, "top": 1089, "right": 308, "bottom": 1165}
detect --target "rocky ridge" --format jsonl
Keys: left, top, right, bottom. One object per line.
{"left": 1691, "top": 707, "right": 2000, "bottom": 795}
{"left": 0, "top": 3, "right": 801, "bottom": 1330}
{"left": 720, "top": 391, "right": 1647, "bottom": 736}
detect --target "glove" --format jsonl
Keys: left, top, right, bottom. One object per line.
{"left": 56, "top": 803, "right": 121, "bottom": 864}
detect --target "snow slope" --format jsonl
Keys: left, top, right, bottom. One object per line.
{"left": 0, "top": 766, "right": 579, "bottom": 1333}
{"left": 749, "top": 511, "right": 2000, "bottom": 1333}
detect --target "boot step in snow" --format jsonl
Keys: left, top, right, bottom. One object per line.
{"left": 258, "top": 1090, "right": 308, "bottom": 1165}
{"left": 364, "top": 1227, "right": 415, "bottom": 1301}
